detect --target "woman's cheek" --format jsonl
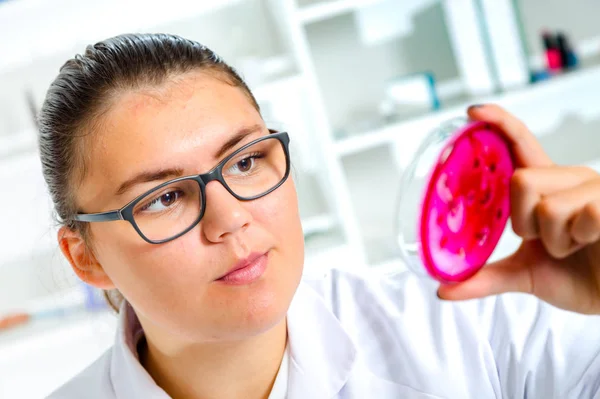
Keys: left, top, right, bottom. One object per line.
{"left": 257, "top": 181, "right": 300, "bottom": 225}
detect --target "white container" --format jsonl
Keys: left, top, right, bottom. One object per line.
{"left": 479, "top": 0, "right": 530, "bottom": 90}
{"left": 440, "top": 0, "right": 497, "bottom": 96}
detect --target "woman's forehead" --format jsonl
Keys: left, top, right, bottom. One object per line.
{"left": 99, "top": 74, "right": 261, "bottom": 161}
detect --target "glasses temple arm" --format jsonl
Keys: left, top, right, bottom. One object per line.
{"left": 72, "top": 211, "right": 123, "bottom": 222}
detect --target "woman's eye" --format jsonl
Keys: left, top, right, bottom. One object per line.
{"left": 140, "top": 190, "right": 183, "bottom": 213}
{"left": 229, "top": 155, "right": 260, "bottom": 175}
{"left": 236, "top": 157, "right": 254, "bottom": 173}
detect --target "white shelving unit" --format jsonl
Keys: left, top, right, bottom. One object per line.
{"left": 282, "top": 0, "right": 600, "bottom": 266}
{"left": 336, "top": 63, "right": 600, "bottom": 163}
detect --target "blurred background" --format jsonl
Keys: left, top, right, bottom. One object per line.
{"left": 0, "top": 0, "right": 599, "bottom": 397}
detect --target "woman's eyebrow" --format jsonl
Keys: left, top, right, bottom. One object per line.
{"left": 115, "top": 168, "right": 184, "bottom": 197}
{"left": 214, "top": 124, "right": 264, "bottom": 159}
{"left": 114, "top": 125, "right": 264, "bottom": 197}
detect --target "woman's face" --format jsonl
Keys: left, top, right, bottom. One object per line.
{"left": 74, "top": 72, "right": 305, "bottom": 342}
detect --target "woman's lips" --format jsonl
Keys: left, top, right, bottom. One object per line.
{"left": 216, "top": 252, "right": 268, "bottom": 285}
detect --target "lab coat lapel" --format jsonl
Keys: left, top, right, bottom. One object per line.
{"left": 342, "top": 362, "right": 447, "bottom": 399}
{"left": 286, "top": 282, "right": 358, "bottom": 399}
{"left": 285, "top": 281, "right": 445, "bottom": 399}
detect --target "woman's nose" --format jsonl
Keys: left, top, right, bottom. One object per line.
{"left": 201, "top": 181, "right": 253, "bottom": 242}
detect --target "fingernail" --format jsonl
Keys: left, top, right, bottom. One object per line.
{"left": 468, "top": 104, "right": 485, "bottom": 111}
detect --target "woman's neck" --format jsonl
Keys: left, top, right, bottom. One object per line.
{"left": 139, "top": 318, "right": 288, "bottom": 399}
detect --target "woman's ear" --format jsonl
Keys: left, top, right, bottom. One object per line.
{"left": 58, "top": 226, "right": 115, "bottom": 290}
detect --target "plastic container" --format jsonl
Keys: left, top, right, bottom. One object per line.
{"left": 395, "top": 118, "right": 515, "bottom": 283}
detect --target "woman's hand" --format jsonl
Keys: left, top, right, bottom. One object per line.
{"left": 437, "top": 104, "right": 600, "bottom": 315}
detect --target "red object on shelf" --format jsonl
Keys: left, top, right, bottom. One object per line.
{"left": 546, "top": 48, "right": 563, "bottom": 71}
{"left": 542, "top": 31, "right": 563, "bottom": 72}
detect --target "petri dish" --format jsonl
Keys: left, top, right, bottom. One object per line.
{"left": 395, "top": 118, "right": 515, "bottom": 283}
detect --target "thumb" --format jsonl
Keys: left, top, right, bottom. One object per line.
{"left": 436, "top": 251, "right": 533, "bottom": 301}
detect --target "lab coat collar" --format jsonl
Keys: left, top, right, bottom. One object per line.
{"left": 286, "top": 281, "right": 358, "bottom": 399}
{"left": 109, "top": 281, "right": 358, "bottom": 398}
{"left": 110, "top": 302, "right": 170, "bottom": 398}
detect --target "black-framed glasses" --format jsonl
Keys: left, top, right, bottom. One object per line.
{"left": 72, "top": 132, "right": 291, "bottom": 244}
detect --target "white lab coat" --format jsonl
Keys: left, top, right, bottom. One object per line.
{"left": 48, "top": 268, "right": 600, "bottom": 398}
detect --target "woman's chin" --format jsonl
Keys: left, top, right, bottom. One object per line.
{"left": 202, "top": 276, "right": 296, "bottom": 340}
{"left": 231, "top": 287, "right": 290, "bottom": 335}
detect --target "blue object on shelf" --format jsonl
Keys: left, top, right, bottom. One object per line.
{"left": 425, "top": 72, "right": 441, "bottom": 111}
{"left": 530, "top": 70, "right": 551, "bottom": 83}
{"left": 566, "top": 51, "right": 578, "bottom": 69}
{"left": 81, "top": 282, "right": 108, "bottom": 310}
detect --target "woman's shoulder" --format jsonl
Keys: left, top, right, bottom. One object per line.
{"left": 47, "top": 349, "right": 115, "bottom": 399}
{"left": 301, "top": 265, "right": 445, "bottom": 313}
{"left": 301, "top": 265, "right": 598, "bottom": 351}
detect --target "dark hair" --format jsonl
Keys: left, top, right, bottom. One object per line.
{"left": 38, "top": 33, "right": 260, "bottom": 311}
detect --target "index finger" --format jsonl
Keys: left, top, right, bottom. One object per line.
{"left": 467, "top": 104, "right": 553, "bottom": 168}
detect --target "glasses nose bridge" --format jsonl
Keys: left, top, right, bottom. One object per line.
{"left": 198, "top": 167, "right": 232, "bottom": 195}
{"left": 199, "top": 166, "right": 224, "bottom": 185}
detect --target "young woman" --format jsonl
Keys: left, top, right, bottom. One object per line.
{"left": 41, "top": 33, "right": 600, "bottom": 399}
